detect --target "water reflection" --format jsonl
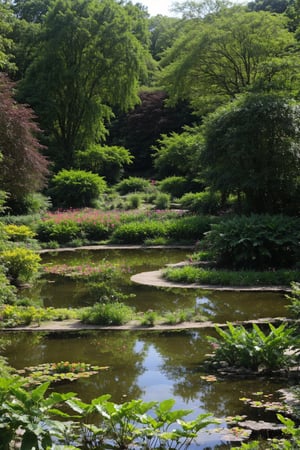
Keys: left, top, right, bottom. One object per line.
{"left": 2, "top": 330, "right": 285, "bottom": 418}
{"left": 3, "top": 248, "right": 292, "bottom": 448}
{"left": 17, "top": 248, "right": 288, "bottom": 322}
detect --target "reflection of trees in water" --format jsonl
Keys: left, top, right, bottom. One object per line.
{"left": 143, "top": 330, "right": 209, "bottom": 402}
{"left": 2, "top": 332, "right": 47, "bottom": 368}
{"left": 202, "top": 291, "right": 286, "bottom": 323}
{"left": 78, "top": 331, "right": 147, "bottom": 403}
{"left": 142, "top": 330, "right": 283, "bottom": 418}
{"left": 2, "top": 331, "right": 147, "bottom": 403}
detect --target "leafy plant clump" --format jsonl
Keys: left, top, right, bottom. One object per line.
{"left": 1, "top": 247, "right": 41, "bottom": 284}
{"left": 286, "top": 282, "right": 300, "bottom": 318}
{"left": 70, "top": 396, "right": 218, "bottom": 450}
{"left": 0, "top": 304, "right": 79, "bottom": 327}
{"left": 49, "top": 169, "right": 107, "bottom": 208}
{"left": 201, "top": 214, "right": 300, "bottom": 270}
{"left": 4, "top": 224, "right": 36, "bottom": 242}
{"left": 207, "top": 323, "right": 297, "bottom": 373}
{"left": 0, "top": 379, "right": 218, "bottom": 450}
{"left": 158, "top": 176, "right": 190, "bottom": 199}
{"left": 178, "top": 190, "right": 223, "bottom": 214}
{"left": 80, "top": 301, "right": 135, "bottom": 325}
{"left": 115, "top": 176, "right": 152, "bottom": 194}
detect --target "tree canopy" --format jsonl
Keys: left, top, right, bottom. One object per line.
{"left": 201, "top": 93, "right": 300, "bottom": 212}
{"left": 158, "top": 8, "right": 297, "bottom": 113}
{"left": 0, "top": 74, "right": 49, "bottom": 209}
{"left": 18, "top": 0, "right": 152, "bottom": 169}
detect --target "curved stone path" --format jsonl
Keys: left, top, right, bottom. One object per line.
{"left": 1, "top": 244, "right": 289, "bottom": 332}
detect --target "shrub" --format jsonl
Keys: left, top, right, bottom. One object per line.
{"left": 115, "top": 177, "right": 151, "bottom": 195}
{"left": 37, "top": 220, "right": 82, "bottom": 244}
{"left": 111, "top": 220, "right": 168, "bottom": 244}
{"left": 81, "top": 301, "right": 134, "bottom": 325}
{"left": 0, "top": 268, "right": 17, "bottom": 305}
{"left": 9, "top": 193, "right": 52, "bottom": 215}
{"left": 179, "top": 191, "right": 222, "bottom": 214}
{"left": 202, "top": 214, "right": 300, "bottom": 269}
{"left": 4, "top": 224, "right": 35, "bottom": 242}
{"left": 154, "top": 193, "right": 170, "bottom": 209}
{"left": 75, "top": 144, "right": 133, "bottom": 184}
{"left": 1, "top": 247, "right": 41, "bottom": 284}
{"left": 158, "top": 176, "right": 190, "bottom": 199}
{"left": 140, "top": 310, "right": 159, "bottom": 326}
{"left": 50, "top": 169, "right": 107, "bottom": 208}
{"left": 0, "top": 214, "right": 40, "bottom": 228}
{"left": 207, "top": 322, "right": 296, "bottom": 371}
{"left": 126, "top": 193, "right": 142, "bottom": 209}
{"left": 167, "top": 215, "right": 215, "bottom": 242}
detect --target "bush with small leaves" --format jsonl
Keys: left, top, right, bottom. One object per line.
{"left": 4, "top": 224, "right": 35, "bottom": 242}
{"left": 158, "top": 176, "right": 190, "bottom": 199}
{"left": 115, "top": 177, "right": 151, "bottom": 194}
{"left": 179, "top": 191, "right": 222, "bottom": 214}
{"left": 50, "top": 169, "right": 107, "bottom": 208}
{"left": 1, "top": 247, "right": 41, "bottom": 284}
{"left": 154, "top": 192, "right": 171, "bottom": 209}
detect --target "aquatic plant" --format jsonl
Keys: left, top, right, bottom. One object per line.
{"left": 69, "top": 396, "right": 219, "bottom": 450}
{"left": 19, "top": 361, "right": 108, "bottom": 385}
{"left": 207, "top": 322, "right": 297, "bottom": 372}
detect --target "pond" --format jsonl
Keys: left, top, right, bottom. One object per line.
{"left": 1, "top": 248, "right": 293, "bottom": 448}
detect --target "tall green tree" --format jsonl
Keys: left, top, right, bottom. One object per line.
{"left": 158, "top": 7, "right": 297, "bottom": 114}
{"left": 201, "top": 93, "right": 300, "bottom": 213}
{"left": 0, "top": 2, "right": 16, "bottom": 73}
{"left": 149, "top": 15, "right": 182, "bottom": 60}
{"left": 18, "top": 0, "right": 151, "bottom": 170}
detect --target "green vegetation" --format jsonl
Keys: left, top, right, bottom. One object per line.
{"left": 0, "top": 378, "right": 218, "bottom": 449}
{"left": 158, "top": 176, "right": 190, "bottom": 199}
{"left": 286, "top": 282, "right": 300, "bottom": 318}
{"left": 34, "top": 209, "right": 214, "bottom": 246}
{"left": 0, "top": 247, "right": 41, "bottom": 285}
{"left": 81, "top": 301, "right": 135, "bottom": 325}
{"left": 201, "top": 214, "right": 300, "bottom": 270}
{"left": 115, "top": 176, "right": 152, "bottom": 195}
{"left": 207, "top": 322, "right": 297, "bottom": 372}
{"left": 178, "top": 191, "right": 223, "bottom": 214}
{"left": 49, "top": 169, "right": 107, "bottom": 208}
{"left": 0, "top": 0, "right": 300, "bottom": 446}
{"left": 163, "top": 266, "right": 299, "bottom": 286}
{"left": 75, "top": 144, "right": 133, "bottom": 184}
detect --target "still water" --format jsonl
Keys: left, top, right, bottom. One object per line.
{"left": 1, "top": 248, "right": 291, "bottom": 448}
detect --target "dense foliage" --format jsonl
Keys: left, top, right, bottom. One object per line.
{"left": 49, "top": 169, "right": 107, "bottom": 208}
{"left": 0, "top": 74, "right": 49, "bottom": 211}
{"left": 201, "top": 94, "right": 300, "bottom": 213}
{"left": 202, "top": 214, "right": 300, "bottom": 269}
